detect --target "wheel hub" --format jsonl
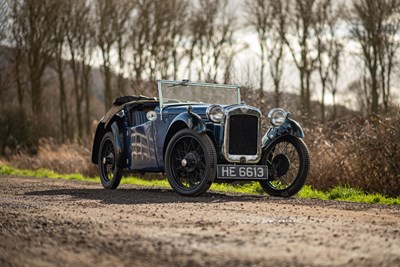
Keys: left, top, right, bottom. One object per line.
{"left": 181, "top": 159, "right": 188, "bottom": 167}
{"left": 104, "top": 153, "right": 114, "bottom": 164}
{"left": 181, "top": 152, "right": 198, "bottom": 172}
{"left": 272, "top": 154, "right": 290, "bottom": 177}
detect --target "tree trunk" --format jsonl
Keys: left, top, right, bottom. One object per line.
{"left": 71, "top": 62, "right": 83, "bottom": 141}
{"left": 83, "top": 64, "right": 91, "bottom": 139}
{"left": 259, "top": 42, "right": 265, "bottom": 104}
{"left": 30, "top": 70, "right": 43, "bottom": 116}
{"left": 370, "top": 67, "right": 379, "bottom": 115}
{"left": 321, "top": 79, "right": 326, "bottom": 123}
{"left": 332, "top": 90, "right": 337, "bottom": 120}
{"left": 14, "top": 50, "right": 24, "bottom": 108}
{"left": 57, "top": 68, "right": 67, "bottom": 142}
{"left": 104, "top": 65, "right": 112, "bottom": 111}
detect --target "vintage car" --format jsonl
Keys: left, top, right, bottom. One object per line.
{"left": 92, "top": 80, "right": 310, "bottom": 197}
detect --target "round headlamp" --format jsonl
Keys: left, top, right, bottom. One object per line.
{"left": 206, "top": 105, "right": 225, "bottom": 123}
{"left": 268, "top": 108, "right": 287, "bottom": 127}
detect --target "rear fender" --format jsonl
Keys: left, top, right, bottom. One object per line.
{"left": 91, "top": 122, "right": 106, "bottom": 164}
{"left": 111, "top": 121, "right": 125, "bottom": 168}
{"left": 91, "top": 115, "right": 125, "bottom": 165}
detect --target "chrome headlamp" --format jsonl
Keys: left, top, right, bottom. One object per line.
{"left": 268, "top": 108, "right": 287, "bottom": 127}
{"left": 206, "top": 105, "right": 225, "bottom": 123}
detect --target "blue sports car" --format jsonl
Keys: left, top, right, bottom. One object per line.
{"left": 92, "top": 80, "right": 310, "bottom": 197}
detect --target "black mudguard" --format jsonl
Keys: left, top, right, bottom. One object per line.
{"left": 111, "top": 121, "right": 125, "bottom": 168}
{"left": 169, "top": 111, "right": 207, "bottom": 134}
{"left": 262, "top": 118, "right": 305, "bottom": 148}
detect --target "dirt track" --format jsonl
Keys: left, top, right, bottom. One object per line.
{"left": 0, "top": 175, "right": 399, "bottom": 267}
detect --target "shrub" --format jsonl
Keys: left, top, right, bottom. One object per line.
{"left": 306, "top": 109, "right": 400, "bottom": 197}
{"left": 6, "top": 138, "right": 97, "bottom": 177}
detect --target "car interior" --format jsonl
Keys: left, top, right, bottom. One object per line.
{"left": 127, "top": 102, "right": 159, "bottom": 127}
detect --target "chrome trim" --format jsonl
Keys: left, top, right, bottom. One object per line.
{"left": 222, "top": 105, "right": 262, "bottom": 163}
{"left": 157, "top": 81, "right": 164, "bottom": 120}
{"left": 146, "top": 111, "right": 157, "bottom": 121}
{"left": 116, "top": 110, "right": 125, "bottom": 118}
{"left": 267, "top": 108, "right": 287, "bottom": 126}
{"left": 206, "top": 104, "right": 225, "bottom": 123}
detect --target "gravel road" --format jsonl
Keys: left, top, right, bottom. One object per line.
{"left": 0, "top": 175, "right": 399, "bottom": 267}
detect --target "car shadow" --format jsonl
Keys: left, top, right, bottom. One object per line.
{"left": 25, "top": 187, "right": 273, "bottom": 205}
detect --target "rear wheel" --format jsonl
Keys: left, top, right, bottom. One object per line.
{"left": 259, "top": 135, "right": 310, "bottom": 197}
{"left": 98, "top": 132, "right": 122, "bottom": 189}
{"left": 165, "top": 129, "right": 216, "bottom": 196}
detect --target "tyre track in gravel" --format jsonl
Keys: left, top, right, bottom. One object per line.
{"left": 0, "top": 175, "right": 399, "bottom": 267}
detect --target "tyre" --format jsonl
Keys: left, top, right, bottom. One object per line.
{"left": 165, "top": 128, "right": 217, "bottom": 196}
{"left": 259, "top": 135, "right": 310, "bottom": 197}
{"left": 98, "top": 132, "right": 123, "bottom": 189}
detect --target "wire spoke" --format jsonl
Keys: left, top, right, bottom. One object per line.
{"left": 171, "top": 135, "right": 206, "bottom": 190}
{"left": 267, "top": 140, "right": 301, "bottom": 190}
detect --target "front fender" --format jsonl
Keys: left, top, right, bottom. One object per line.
{"left": 162, "top": 111, "right": 207, "bottom": 160}
{"left": 169, "top": 111, "right": 206, "bottom": 134}
{"left": 262, "top": 118, "right": 304, "bottom": 148}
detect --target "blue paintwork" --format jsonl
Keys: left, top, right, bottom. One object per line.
{"left": 125, "top": 104, "right": 223, "bottom": 172}
{"left": 93, "top": 100, "right": 305, "bottom": 173}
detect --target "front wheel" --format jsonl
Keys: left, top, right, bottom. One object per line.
{"left": 165, "top": 129, "right": 217, "bottom": 196}
{"left": 259, "top": 135, "right": 310, "bottom": 197}
{"left": 98, "top": 132, "right": 122, "bottom": 189}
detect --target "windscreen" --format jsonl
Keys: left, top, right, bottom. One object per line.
{"left": 159, "top": 82, "right": 240, "bottom": 105}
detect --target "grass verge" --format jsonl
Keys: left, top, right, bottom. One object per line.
{"left": 1, "top": 164, "right": 399, "bottom": 206}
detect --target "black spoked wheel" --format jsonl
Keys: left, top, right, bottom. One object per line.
{"left": 98, "top": 132, "right": 122, "bottom": 189}
{"left": 259, "top": 135, "right": 310, "bottom": 197}
{"left": 165, "top": 129, "right": 216, "bottom": 196}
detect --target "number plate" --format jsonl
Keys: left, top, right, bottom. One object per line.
{"left": 217, "top": 165, "right": 268, "bottom": 180}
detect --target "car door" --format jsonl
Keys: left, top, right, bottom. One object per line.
{"left": 129, "top": 109, "right": 159, "bottom": 171}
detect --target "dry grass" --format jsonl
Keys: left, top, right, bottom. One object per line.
{"left": 306, "top": 111, "right": 400, "bottom": 197}
{"left": 4, "top": 138, "right": 97, "bottom": 177}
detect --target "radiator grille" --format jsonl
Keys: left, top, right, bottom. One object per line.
{"left": 228, "top": 114, "right": 258, "bottom": 155}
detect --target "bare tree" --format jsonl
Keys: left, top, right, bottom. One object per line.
{"left": 0, "top": 1, "right": 7, "bottom": 43}
{"left": 0, "top": 1, "right": 9, "bottom": 109}
{"left": 267, "top": 0, "right": 288, "bottom": 107}
{"left": 314, "top": 0, "right": 341, "bottom": 122}
{"left": 52, "top": 1, "right": 71, "bottom": 141}
{"left": 188, "top": 0, "right": 235, "bottom": 83}
{"left": 379, "top": 4, "right": 400, "bottom": 113}
{"left": 244, "top": 0, "right": 273, "bottom": 103}
{"left": 245, "top": 0, "right": 288, "bottom": 106}
{"left": 327, "top": 41, "right": 342, "bottom": 120}
{"left": 349, "top": 0, "right": 400, "bottom": 115}
{"left": 10, "top": 0, "right": 57, "bottom": 115}
{"left": 114, "top": 0, "right": 134, "bottom": 97}
{"left": 154, "top": 0, "right": 189, "bottom": 80}
{"left": 147, "top": 0, "right": 170, "bottom": 81}
{"left": 169, "top": 0, "right": 189, "bottom": 80}
{"left": 95, "top": 0, "right": 117, "bottom": 111}
{"left": 9, "top": 0, "right": 25, "bottom": 108}
{"left": 283, "top": 0, "right": 318, "bottom": 116}
{"left": 66, "top": 0, "right": 94, "bottom": 141}
{"left": 130, "top": 1, "right": 151, "bottom": 92}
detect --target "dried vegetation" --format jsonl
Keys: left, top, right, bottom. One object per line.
{"left": 306, "top": 110, "right": 400, "bottom": 197}
{"left": 5, "top": 139, "right": 97, "bottom": 177}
